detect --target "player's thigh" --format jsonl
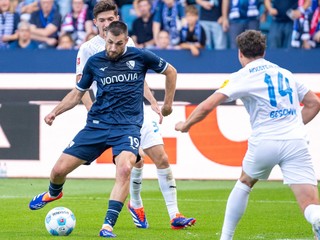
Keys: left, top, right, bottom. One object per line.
{"left": 280, "top": 139, "right": 317, "bottom": 185}
{"left": 53, "top": 153, "right": 86, "bottom": 176}
{"left": 140, "top": 118, "right": 163, "bottom": 150}
{"left": 243, "top": 139, "right": 280, "bottom": 180}
{"left": 144, "top": 144, "right": 169, "bottom": 168}
{"left": 63, "top": 126, "right": 110, "bottom": 164}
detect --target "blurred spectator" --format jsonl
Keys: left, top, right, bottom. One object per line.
{"left": 9, "top": 20, "right": 39, "bottom": 49}
{"left": 10, "top": 0, "right": 19, "bottom": 12}
{"left": 84, "top": 0, "right": 97, "bottom": 20}
{"left": 309, "top": 0, "right": 320, "bottom": 47}
{"left": 131, "top": 0, "right": 154, "bottom": 48}
{"left": 120, "top": 3, "right": 137, "bottom": 34}
{"left": 56, "top": 32, "right": 75, "bottom": 49}
{"left": 16, "top": 0, "right": 39, "bottom": 22}
{"left": 259, "top": 3, "right": 272, "bottom": 35}
{"left": 150, "top": 29, "right": 179, "bottom": 49}
{"left": 60, "top": 0, "right": 94, "bottom": 48}
{"left": 133, "top": 0, "right": 160, "bottom": 17}
{"left": 179, "top": 4, "right": 206, "bottom": 56}
{"left": 55, "top": 0, "right": 72, "bottom": 18}
{"left": 222, "top": 0, "right": 260, "bottom": 49}
{"left": 291, "top": 0, "right": 314, "bottom": 49}
{"left": 265, "top": 0, "right": 310, "bottom": 49}
{"left": 29, "top": 0, "right": 62, "bottom": 49}
{"left": 0, "top": 0, "right": 20, "bottom": 49}
{"left": 115, "top": 0, "right": 134, "bottom": 9}
{"left": 196, "top": 0, "right": 227, "bottom": 49}
{"left": 153, "top": 0, "right": 186, "bottom": 46}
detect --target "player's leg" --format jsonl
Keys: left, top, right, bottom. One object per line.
{"left": 29, "top": 153, "right": 85, "bottom": 210}
{"left": 128, "top": 148, "right": 149, "bottom": 228}
{"left": 130, "top": 151, "right": 144, "bottom": 209}
{"left": 143, "top": 144, "right": 196, "bottom": 229}
{"left": 291, "top": 184, "right": 320, "bottom": 239}
{"left": 126, "top": 118, "right": 151, "bottom": 229}
{"left": 220, "top": 171, "right": 257, "bottom": 240}
{"left": 100, "top": 150, "right": 137, "bottom": 238}
{"left": 29, "top": 126, "right": 100, "bottom": 210}
{"left": 281, "top": 139, "right": 320, "bottom": 239}
{"left": 221, "top": 140, "right": 278, "bottom": 240}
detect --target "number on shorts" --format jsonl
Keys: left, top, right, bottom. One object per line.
{"left": 152, "top": 121, "right": 159, "bottom": 133}
{"left": 128, "top": 136, "right": 140, "bottom": 149}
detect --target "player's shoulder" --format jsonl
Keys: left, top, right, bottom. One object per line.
{"left": 88, "top": 50, "right": 106, "bottom": 62}
{"left": 129, "top": 46, "right": 158, "bottom": 57}
{"left": 78, "top": 36, "right": 104, "bottom": 54}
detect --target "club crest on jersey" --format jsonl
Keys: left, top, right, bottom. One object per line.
{"left": 126, "top": 61, "right": 135, "bottom": 70}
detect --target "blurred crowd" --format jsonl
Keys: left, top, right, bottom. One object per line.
{"left": 0, "top": 0, "right": 319, "bottom": 54}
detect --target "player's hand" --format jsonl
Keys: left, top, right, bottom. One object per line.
{"left": 161, "top": 104, "right": 173, "bottom": 117}
{"left": 44, "top": 112, "right": 56, "bottom": 126}
{"left": 175, "top": 121, "right": 189, "bottom": 132}
{"left": 151, "top": 103, "right": 163, "bottom": 124}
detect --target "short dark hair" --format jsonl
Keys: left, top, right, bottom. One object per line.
{"left": 185, "top": 5, "right": 198, "bottom": 16}
{"left": 236, "top": 30, "right": 266, "bottom": 58}
{"left": 105, "top": 21, "right": 128, "bottom": 37}
{"left": 93, "top": 0, "right": 118, "bottom": 19}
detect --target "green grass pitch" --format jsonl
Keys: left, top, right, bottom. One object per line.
{"left": 0, "top": 178, "right": 316, "bottom": 239}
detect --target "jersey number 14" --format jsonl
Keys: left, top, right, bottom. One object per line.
{"left": 264, "top": 72, "right": 293, "bottom": 107}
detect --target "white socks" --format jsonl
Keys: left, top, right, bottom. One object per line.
{"left": 129, "top": 167, "right": 143, "bottom": 209}
{"left": 304, "top": 204, "right": 320, "bottom": 224}
{"left": 220, "top": 180, "right": 252, "bottom": 240}
{"left": 129, "top": 166, "right": 181, "bottom": 220}
{"left": 157, "top": 167, "right": 179, "bottom": 220}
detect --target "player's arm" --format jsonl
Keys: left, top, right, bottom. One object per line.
{"left": 76, "top": 74, "right": 93, "bottom": 111}
{"left": 30, "top": 23, "right": 58, "bottom": 37}
{"left": 301, "top": 90, "right": 320, "bottom": 124}
{"left": 221, "top": 0, "right": 230, "bottom": 32}
{"left": 44, "top": 88, "right": 85, "bottom": 126}
{"left": 144, "top": 80, "right": 163, "bottom": 124}
{"left": 161, "top": 64, "right": 177, "bottom": 117}
{"left": 175, "top": 92, "right": 228, "bottom": 132}
{"left": 76, "top": 45, "right": 94, "bottom": 111}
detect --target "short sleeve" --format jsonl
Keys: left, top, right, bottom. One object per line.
{"left": 141, "top": 49, "right": 168, "bottom": 73}
{"left": 76, "top": 58, "right": 94, "bottom": 91}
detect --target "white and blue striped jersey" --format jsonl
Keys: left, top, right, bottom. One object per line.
{"left": 217, "top": 58, "right": 309, "bottom": 140}
{"left": 77, "top": 47, "right": 168, "bottom": 129}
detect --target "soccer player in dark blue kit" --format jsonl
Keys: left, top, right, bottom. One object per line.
{"left": 29, "top": 21, "right": 177, "bottom": 238}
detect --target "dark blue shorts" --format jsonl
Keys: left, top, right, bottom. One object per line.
{"left": 63, "top": 125, "right": 141, "bottom": 164}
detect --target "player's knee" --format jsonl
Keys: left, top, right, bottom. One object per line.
{"left": 117, "top": 163, "right": 132, "bottom": 178}
{"left": 154, "top": 152, "right": 169, "bottom": 169}
{"left": 51, "top": 165, "right": 67, "bottom": 180}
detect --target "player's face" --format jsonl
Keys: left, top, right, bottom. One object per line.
{"left": 94, "top": 11, "right": 119, "bottom": 38}
{"left": 105, "top": 32, "right": 129, "bottom": 60}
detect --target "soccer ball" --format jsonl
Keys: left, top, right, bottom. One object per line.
{"left": 45, "top": 207, "right": 76, "bottom": 236}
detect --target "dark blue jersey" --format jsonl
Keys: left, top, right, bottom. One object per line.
{"left": 77, "top": 46, "right": 168, "bottom": 129}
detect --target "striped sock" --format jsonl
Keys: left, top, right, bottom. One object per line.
{"left": 104, "top": 200, "right": 124, "bottom": 227}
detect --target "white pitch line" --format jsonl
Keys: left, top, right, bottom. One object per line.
{"left": 0, "top": 196, "right": 297, "bottom": 204}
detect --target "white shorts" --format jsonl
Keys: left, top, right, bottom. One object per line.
{"left": 140, "top": 108, "right": 164, "bottom": 150}
{"left": 243, "top": 139, "right": 317, "bottom": 185}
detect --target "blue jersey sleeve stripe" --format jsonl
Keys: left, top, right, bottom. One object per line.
{"left": 160, "top": 62, "right": 169, "bottom": 74}
{"left": 76, "top": 85, "right": 88, "bottom": 92}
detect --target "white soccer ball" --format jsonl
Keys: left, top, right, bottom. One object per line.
{"left": 45, "top": 207, "right": 76, "bottom": 236}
